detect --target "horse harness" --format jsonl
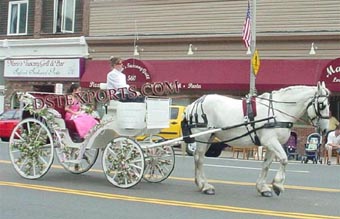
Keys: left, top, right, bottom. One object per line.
{"left": 182, "top": 92, "right": 328, "bottom": 145}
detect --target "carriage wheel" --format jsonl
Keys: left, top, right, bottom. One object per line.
{"left": 143, "top": 144, "right": 175, "bottom": 183}
{"left": 102, "top": 137, "right": 145, "bottom": 188}
{"left": 54, "top": 131, "right": 99, "bottom": 174}
{"left": 9, "top": 118, "right": 54, "bottom": 179}
{"left": 140, "top": 136, "right": 175, "bottom": 183}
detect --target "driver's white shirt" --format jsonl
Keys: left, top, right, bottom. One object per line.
{"left": 106, "top": 68, "right": 130, "bottom": 91}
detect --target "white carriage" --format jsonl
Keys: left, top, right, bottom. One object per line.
{"left": 8, "top": 91, "right": 175, "bottom": 188}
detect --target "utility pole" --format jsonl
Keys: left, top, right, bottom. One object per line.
{"left": 249, "top": 0, "right": 257, "bottom": 96}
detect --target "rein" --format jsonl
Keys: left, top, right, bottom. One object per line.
{"left": 254, "top": 93, "right": 328, "bottom": 128}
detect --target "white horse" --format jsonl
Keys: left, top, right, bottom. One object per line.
{"left": 184, "top": 82, "right": 329, "bottom": 197}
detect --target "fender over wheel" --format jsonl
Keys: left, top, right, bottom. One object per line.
{"left": 102, "top": 137, "right": 145, "bottom": 188}
{"left": 9, "top": 118, "right": 54, "bottom": 179}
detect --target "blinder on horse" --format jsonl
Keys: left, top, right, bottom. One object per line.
{"left": 306, "top": 93, "right": 330, "bottom": 125}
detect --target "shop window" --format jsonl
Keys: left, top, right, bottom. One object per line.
{"left": 54, "top": 0, "right": 75, "bottom": 33}
{"left": 33, "top": 85, "right": 55, "bottom": 93}
{"left": 7, "top": 0, "right": 28, "bottom": 35}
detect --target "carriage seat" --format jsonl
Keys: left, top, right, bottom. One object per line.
{"left": 58, "top": 108, "right": 78, "bottom": 134}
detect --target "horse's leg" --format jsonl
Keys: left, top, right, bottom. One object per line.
{"left": 194, "top": 135, "right": 215, "bottom": 195}
{"left": 256, "top": 148, "right": 276, "bottom": 197}
{"left": 270, "top": 140, "right": 288, "bottom": 196}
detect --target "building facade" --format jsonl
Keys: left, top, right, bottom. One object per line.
{"left": 0, "top": 0, "right": 90, "bottom": 111}
{"left": 83, "top": 0, "right": 340, "bottom": 106}
{"left": 81, "top": 0, "right": 340, "bottom": 151}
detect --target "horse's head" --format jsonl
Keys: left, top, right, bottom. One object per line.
{"left": 306, "top": 81, "right": 330, "bottom": 134}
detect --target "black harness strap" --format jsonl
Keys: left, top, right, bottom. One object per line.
{"left": 263, "top": 121, "right": 293, "bottom": 129}
{"left": 189, "top": 95, "right": 208, "bottom": 127}
{"left": 244, "top": 96, "right": 261, "bottom": 146}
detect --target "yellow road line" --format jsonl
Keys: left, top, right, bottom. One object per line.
{"left": 0, "top": 180, "right": 339, "bottom": 219}
{"left": 1, "top": 159, "right": 340, "bottom": 193}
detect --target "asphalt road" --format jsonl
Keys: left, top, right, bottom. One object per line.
{"left": 1, "top": 140, "right": 340, "bottom": 219}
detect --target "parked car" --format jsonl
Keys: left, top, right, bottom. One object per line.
{"left": 158, "top": 105, "right": 186, "bottom": 139}
{"left": 0, "top": 109, "right": 21, "bottom": 141}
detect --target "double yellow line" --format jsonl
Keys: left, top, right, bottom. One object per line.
{"left": 0, "top": 181, "right": 339, "bottom": 219}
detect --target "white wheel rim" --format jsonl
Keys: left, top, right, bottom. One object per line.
{"left": 102, "top": 137, "right": 145, "bottom": 188}
{"left": 143, "top": 145, "right": 175, "bottom": 183}
{"left": 9, "top": 118, "right": 54, "bottom": 179}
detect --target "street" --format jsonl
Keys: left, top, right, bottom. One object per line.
{"left": 1, "top": 141, "right": 340, "bottom": 219}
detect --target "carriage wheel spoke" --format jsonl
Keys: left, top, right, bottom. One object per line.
{"left": 14, "top": 131, "right": 24, "bottom": 141}
{"left": 32, "top": 162, "right": 37, "bottom": 177}
{"left": 156, "top": 164, "right": 169, "bottom": 176}
{"left": 129, "top": 163, "right": 143, "bottom": 171}
{"left": 18, "top": 157, "right": 28, "bottom": 170}
{"left": 33, "top": 127, "right": 43, "bottom": 142}
{"left": 26, "top": 122, "right": 31, "bottom": 135}
{"left": 37, "top": 155, "right": 49, "bottom": 165}
{"left": 107, "top": 146, "right": 116, "bottom": 155}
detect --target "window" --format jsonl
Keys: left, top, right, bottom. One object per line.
{"left": 7, "top": 1, "right": 28, "bottom": 35}
{"left": 170, "top": 108, "right": 179, "bottom": 120}
{"left": 54, "top": 0, "right": 76, "bottom": 33}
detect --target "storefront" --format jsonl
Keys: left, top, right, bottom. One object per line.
{"left": 4, "top": 58, "right": 84, "bottom": 107}
{"left": 0, "top": 37, "right": 89, "bottom": 109}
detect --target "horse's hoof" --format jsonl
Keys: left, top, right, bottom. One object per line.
{"left": 203, "top": 188, "right": 215, "bottom": 195}
{"left": 272, "top": 185, "right": 281, "bottom": 196}
{"left": 261, "top": 191, "right": 273, "bottom": 197}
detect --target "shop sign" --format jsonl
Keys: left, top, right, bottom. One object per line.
{"left": 320, "top": 58, "right": 340, "bottom": 84}
{"left": 89, "top": 81, "right": 101, "bottom": 88}
{"left": 123, "top": 59, "right": 152, "bottom": 84}
{"left": 4, "top": 59, "right": 80, "bottom": 78}
{"left": 177, "top": 83, "right": 203, "bottom": 89}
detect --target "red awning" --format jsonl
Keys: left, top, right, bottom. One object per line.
{"left": 81, "top": 60, "right": 111, "bottom": 88}
{"left": 80, "top": 59, "right": 153, "bottom": 88}
{"left": 256, "top": 59, "right": 330, "bottom": 91}
{"left": 320, "top": 58, "right": 340, "bottom": 92}
{"left": 81, "top": 59, "right": 333, "bottom": 92}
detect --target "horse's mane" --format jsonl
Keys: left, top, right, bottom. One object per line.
{"left": 272, "top": 85, "right": 313, "bottom": 94}
{"left": 258, "top": 85, "right": 315, "bottom": 98}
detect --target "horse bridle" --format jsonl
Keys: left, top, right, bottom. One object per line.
{"left": 306, "top": 93, "right": 329, "bottom": 124}
{"left": 256, "top": 89, "right": 329, "bottom": 127}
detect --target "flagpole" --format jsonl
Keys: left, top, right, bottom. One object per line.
{"left": 249, "top": 0, "right": 256, "bottom": 96}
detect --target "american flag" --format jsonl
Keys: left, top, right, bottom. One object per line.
{"left": 242, "top": 0, "right": 251, "bottom": 48}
